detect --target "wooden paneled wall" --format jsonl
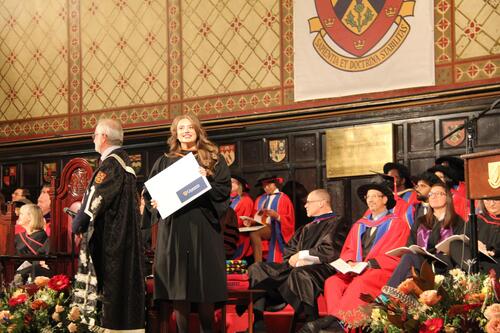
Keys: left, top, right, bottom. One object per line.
{"left": 1, "top": 94, "right": 499, "bottom": 223}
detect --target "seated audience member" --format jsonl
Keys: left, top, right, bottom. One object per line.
{"left": 435, "top": 155, "right": 466, "bottom": 197}
{"left": 230, "top": 174, "right": 254, "bottom": 259}
{"left": 37, "top": 184, "right": 52, "bottom": 236}
{"left": 11, "top": 187, "right": 31, "bottom": 203}
{"left": 386, "top": 182, "right": 465, "bottom": 288}
{"left": 449, "top": 199, "right": 499, "bottom": 275}
{"left": 428, "top": 165, "right": 468, "bottom": 220}
{"left": 382, "top": 162, "right": 418, "bottom": 225}
{"left": 406, "top": 172, "right": 441, "bottom": 226}
{"left": 245, "top": 189, "right": 347, "bottom": 332}
{"left": 246, "top": 173, "right": 295, "bottom": 262}
{"left": 303, "top": 178, "right": 410, "bottom": 332}
{"left": 14, "top": 199, "right": 32, "bottom": 234}
{"left": 14, "top": 204, "right": 51, "bottom": 278}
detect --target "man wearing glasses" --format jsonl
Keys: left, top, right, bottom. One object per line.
{"left": 71, "top": 119, "right": 145, "bottom": 332}
{"left": 245, "top": 189, "right": 347, "bottom": 333}
{"left": 301, "top": 178, "right": 410, "bottom": 333}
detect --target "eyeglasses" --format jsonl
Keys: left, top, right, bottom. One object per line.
{"left": 364, "top": 194, "right": 384, "bottom": 200}
{"left": 306, "top": 199, "right": 324, "bottom": 204}
{"left": 92, "top": 133, "right": 106, "bottom": 140}
{"left": 428, "top": 192, "right": 446, "bottom": 198}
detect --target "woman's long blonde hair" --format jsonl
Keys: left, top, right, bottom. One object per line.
{"left": 167, "top": 113, "right": 219, "bottom": 174}
{"left": 20, "top": 204, "right": 46, "bottom": 232}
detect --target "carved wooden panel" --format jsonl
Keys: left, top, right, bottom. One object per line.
{"left": 294, "top": 167, "right": 317, "bottom": 195}
{"left": 242, "top": 139, "right": 263, "bottom": 167}
{"left": 22, "top": 162, "right": 39, "bottom": 188}
{"left": 396, "top": 124, "right": 404, "bottom": 155}
{"left": 409, "top": 157, "right": 437, "bottom": 178}
{"left": 477, "top": 114, "right": 500, "bottom": 147}
{"left": 293, "top": 135, "right": 316, "bottom": 162}
{"left": 409, "top": 121, "right": 435, "bottom": 152}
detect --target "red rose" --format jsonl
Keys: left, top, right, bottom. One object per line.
{"left": 419, "top": 318, "right": 444, "bottom": 333}
{"left": 48, "top": 275, "right": 70, "bottom": 291}
{"left": 8, "top": 294, "right": 28, "bottom": 307}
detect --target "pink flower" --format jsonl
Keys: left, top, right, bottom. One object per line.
{"left": 485, "top": 303, "right": 500, "bottom": 320}
{"left": 34, "top": 276, "right": 50, "bottom": 287}
{"left": 419, "top": 290, "right": 442, "bottom": 306}
{"left": 68, "top": 306, "right": 81, "bottom": 321}
{"left": 486, "top": 317, "right": 500, "bottom": 333}
{"left": 67, "top": 322, "right": 78, "bottom": 332}
{"left": 419, "top": 318, "right": 444, "bottom": 333}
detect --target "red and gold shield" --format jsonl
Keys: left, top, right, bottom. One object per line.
{"left": 314, "top": 0, "right": 403, "bottom": 57}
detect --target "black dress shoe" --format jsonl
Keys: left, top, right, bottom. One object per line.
{"left": 297, "top": 316, "right": 338, "bottom": 333}
{"left": 265, "top": 301, "right": 287, "bottom": 312}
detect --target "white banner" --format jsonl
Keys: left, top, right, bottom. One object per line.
{"left": 294, "top": 0, "right": 435, "bottom": 102}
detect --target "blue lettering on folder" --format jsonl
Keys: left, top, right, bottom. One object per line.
{"left": 176, "top": 177, "right": 208, "bottom": 203}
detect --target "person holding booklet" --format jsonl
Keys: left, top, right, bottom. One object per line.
{"left": 303, "top": 178, "right": 410, "bottom": 332}
{"left": 246, "top": 172, "right": 295, "bottom": 262}
{"left": 449, "top": 199, "right": 499, "bottom": 274}
{"left": 245, "top": 189, "right": 347, "bottom": 332}
{"left": 229, "top": 174, "right": 254, "bottom": 259}
{"left": 385, "top": 182, "right": 465, "bottom": 288}
{"left": 142, "top": 113, "right": 231, "bottom": 333}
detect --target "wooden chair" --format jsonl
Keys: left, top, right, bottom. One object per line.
{"left": 49, "top": 158, "right": 93, "bottom": 277}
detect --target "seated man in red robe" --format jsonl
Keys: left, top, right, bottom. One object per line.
{"left": 245, "top": 172, "right": 295, "bottom": 262}
{"left": 300, "top": 178, "right": 410, "bottom": 333}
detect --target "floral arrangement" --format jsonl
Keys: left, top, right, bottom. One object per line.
{"left": 358, "top": 262, "right": 500, "bottom": 333}
{"left": 0, "top": 275, "right": 94, "bottom": 333}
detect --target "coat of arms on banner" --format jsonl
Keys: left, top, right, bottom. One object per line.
{"left": 269, "top": 139, "right": 287, "bottom": 163}
{"left": 220, "top": 144, "right": 236, "bottom": 166}
{"left": 309, "top": 0, "right": 415, "bottom": 71}
{"left": 3, "top": 165, "right": 16, "bottom": 187}
{"left": 441, "top": 119, "right": 466, "bottom": 147}
{"left": 488, "top": 161, "right": 500, "bottom": 189}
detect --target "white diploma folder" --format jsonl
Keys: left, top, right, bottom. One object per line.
{"left": 144, "top": 152, "right": 212, "bottom": 219}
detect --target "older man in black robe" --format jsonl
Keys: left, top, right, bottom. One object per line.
{"left": 245, "top": 189, "right": 348, "bottom": 332}
{"left": 72, "top": 118, "right": 145, "bottom": 332}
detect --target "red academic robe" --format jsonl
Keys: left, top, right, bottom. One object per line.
{"left": 253, "top": 191, "right": 295, "bottom": 262}
{"left": 324, "top": 213, "right": 410, "bottom": 324}
{"left": 230, "top": 193, "right": 254, "bottom": 259}
{"left": 451, "top": 182, "right": 468, "bottom": 221}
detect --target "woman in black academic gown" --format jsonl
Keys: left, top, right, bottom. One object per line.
{"left": 143, "top": 113, "right": 231, "bottom": 333}
{"left": 15, "top": 204, "right": 50, "bottom": 278}
{"left": 449, "top": 199, "right": 500, "bottom": 274}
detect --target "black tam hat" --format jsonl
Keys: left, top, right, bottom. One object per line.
{"left": 383, "top": 162, "right": 413, "bottom": 189}
{"left": 231, "top": 174, "right": 250, "bottom": 192}
{"left": 255, "top": 172, "right": 284, "bottom": 187}
{"left": 435, "top": 156, "right": 464, "bottom": 182}
{"left": 357, "top": 176, "right": 396, "bottom": 210}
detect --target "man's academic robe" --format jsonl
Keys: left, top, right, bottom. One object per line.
{"left": 249, "top": 213, "right": 347, "bottom": 309}
{"left": 324, "top": 212, "right": 410, "bottom": 324}
{"left": 253, "top": 192, "right": 295, "bottom": 262}
{"left": 143, "top": 152, "right": 231, "bottom": 303}
{"left": 72, "top": 148, "right": 145, "bottom": 331}
{"left": 231, "top": 193, "right": 254, "bottom": 259}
